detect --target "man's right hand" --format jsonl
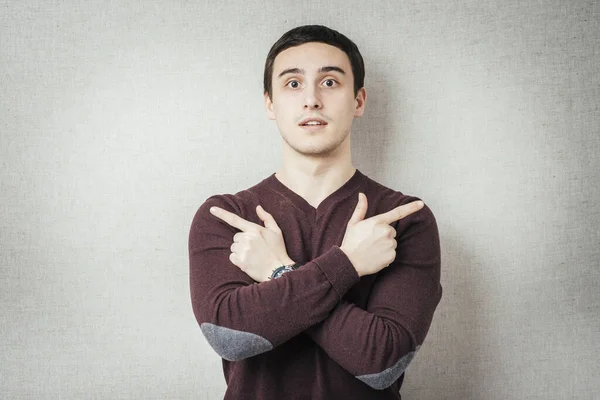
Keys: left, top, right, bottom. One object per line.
{"left": 339, "top": 193, "right": 424, "bottom": 277}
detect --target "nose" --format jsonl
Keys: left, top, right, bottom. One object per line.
{"left": 303, "top": 85, "right": 322, "bottom": 110}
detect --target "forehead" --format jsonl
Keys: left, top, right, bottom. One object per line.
{"left": 273, "top": 42, "right": 351, "bottom": 76}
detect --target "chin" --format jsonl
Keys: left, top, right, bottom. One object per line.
{"left": 282, "top": 128, "right": 349, "bottom": 155}
{"left": 291, "top": 141, "right": 344, "bottom": 157}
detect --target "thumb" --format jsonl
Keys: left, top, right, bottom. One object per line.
{"left": 348, "top": 192, "right": 368, "bottom": 225}
{"left": 256, "top": 205, "right": 281, "bottom": 231}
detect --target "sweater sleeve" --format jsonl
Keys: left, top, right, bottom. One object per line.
{"left": 189, "top": 195, "right": 360, "bottom": 362}
{"left": 304, "top": 203, "right": 443, "bottom": 390}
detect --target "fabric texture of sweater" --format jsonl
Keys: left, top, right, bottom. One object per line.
{"left": 188, "top": 169, "right": 442, "bottom": 399}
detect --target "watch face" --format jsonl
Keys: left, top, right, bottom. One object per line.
{"left": 272, "top": 266, "right": 293, "bottom": 279}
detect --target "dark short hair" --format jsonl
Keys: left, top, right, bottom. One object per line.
{"left": 263, "top": 25, "right": 365, "bottom": 100}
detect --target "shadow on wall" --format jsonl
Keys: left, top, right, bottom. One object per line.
{"left": 439, "top": 229, "right": 488, "bottom": 398}
{"left": 351, "top": 59, "right": 395, "bottom": 178}
{"left": 402, "top": 229, "right": 489, "bottom": 399}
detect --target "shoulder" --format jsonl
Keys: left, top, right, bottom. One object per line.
{"left": 190, "top": 178, "right": 267, "bottom": 232}
{"left": 361, "top": 174, "right": 437, "bottom": 229}
{"left": 361, "top": 174, "right": 437, "bottom": 215}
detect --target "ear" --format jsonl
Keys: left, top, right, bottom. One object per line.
{"left": 264, "top": 92, "right": 276, "bottom": 120}
{"left": 353, "top": 87, "right": 367, "bottom": 118}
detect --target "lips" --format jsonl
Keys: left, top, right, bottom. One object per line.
{"left": 299, "top": 117, "right": 328, "bottom": 126}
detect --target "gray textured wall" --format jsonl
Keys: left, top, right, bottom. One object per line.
{"left": 1, "top": 1, "right": 599, "bottom": 399}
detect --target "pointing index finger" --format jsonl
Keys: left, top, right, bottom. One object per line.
{"left": 209, "top": 206, "right": 259, "bottom": 232}
{"left": 376, "top": 200, "right": 424, "bottom": 225}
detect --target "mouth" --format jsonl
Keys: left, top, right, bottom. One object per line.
{"left": 299, "top": 117, "right": 328, "bottom": 130}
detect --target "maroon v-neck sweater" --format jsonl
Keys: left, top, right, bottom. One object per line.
{"left": 189, "top": 169, "right": 442, "bottom": 399}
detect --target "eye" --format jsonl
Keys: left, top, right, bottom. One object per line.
{"left": 323, "top": 79, "right": 337, "bottom": 87}
{"left": 286, "top": 80, "right": 300, "bottom": 89}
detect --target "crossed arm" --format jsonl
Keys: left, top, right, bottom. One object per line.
{"left": 189, "top": 196, "right": 442, "bottom": 389}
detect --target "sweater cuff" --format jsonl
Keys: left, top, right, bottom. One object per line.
{"left": 313, "top": 246, "right": 360, "bottom": 299}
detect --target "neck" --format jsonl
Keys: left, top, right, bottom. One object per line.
{"left": 275, "top": 139, "right": 356, "bottom": 209}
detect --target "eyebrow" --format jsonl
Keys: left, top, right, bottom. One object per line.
{"left": 277, "top": 66, "right": 346, "bottom": 79}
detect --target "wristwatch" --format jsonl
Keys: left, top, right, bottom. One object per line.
{"left": 269, "top": 262, "right": 302, "bottom": 280}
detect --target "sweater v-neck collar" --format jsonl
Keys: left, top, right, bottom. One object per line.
{"left": 266, "top": 168, "right": 365, "bottom": 218}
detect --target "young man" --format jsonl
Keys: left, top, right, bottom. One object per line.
{"left": 189, "top": 25, "right": 442, "bottom": 399}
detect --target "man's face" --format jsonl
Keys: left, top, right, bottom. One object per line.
{"left": 264, "top": 42, "right": 366, "bottom": 157}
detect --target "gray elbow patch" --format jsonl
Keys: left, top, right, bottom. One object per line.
{"left": 356, "top": 345, "right": 421, "bottom": 390}
{"left": 200, "top": 323, "right": 273, "bottom": 361}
